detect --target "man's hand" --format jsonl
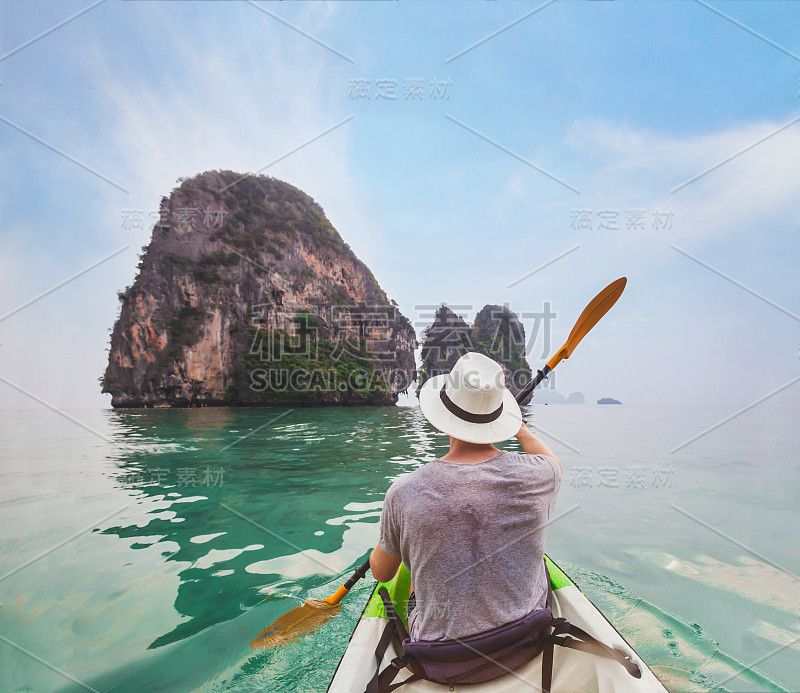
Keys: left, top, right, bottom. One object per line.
{"left": 515, "top": 422, "right": 561, "bottom": 471}
{"left": 370, "top": 543, "right": 403, "bottom": 583}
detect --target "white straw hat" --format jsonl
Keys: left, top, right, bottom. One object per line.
{"left": 418, "top": 352, "right": 522, "bottom": 445}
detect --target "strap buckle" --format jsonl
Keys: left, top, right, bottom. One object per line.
{"left": 390, "top": 656, "right": 409, "bottom": 670}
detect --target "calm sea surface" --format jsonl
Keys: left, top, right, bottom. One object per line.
{"left": 1, "top": 404, "right": 798, "bottom": 692}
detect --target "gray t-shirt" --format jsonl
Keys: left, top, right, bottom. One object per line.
{"left": 379, "top": 450, "right": 561, "bottom": 641}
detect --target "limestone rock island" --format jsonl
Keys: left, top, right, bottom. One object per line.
{"left": 102, "top": 172, "right": 416, "bottom": 407}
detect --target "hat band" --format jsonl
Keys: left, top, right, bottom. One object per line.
{"left": 440, "top": 384, "right": 504, "bottom": 424}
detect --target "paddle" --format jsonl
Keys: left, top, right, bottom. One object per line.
{"left": 250, "top": 558, "right": 371, "bottom": 649}
{"left": 250, "top": 277, "right": 627, "bottom": 650}
{"left": 514, "top": 277, "right": 627, "bottom": 405}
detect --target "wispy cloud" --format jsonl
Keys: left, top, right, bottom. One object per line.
{"left": 563, "top": 116, "right": 800, "bottom": 244}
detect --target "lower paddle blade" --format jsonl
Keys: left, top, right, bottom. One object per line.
{"left": 249, "top": 599, "right": 342, "bottom": 649}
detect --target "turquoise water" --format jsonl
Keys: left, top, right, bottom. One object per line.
{"left": 1, "top": 404, "right": 798, "bottom": 692}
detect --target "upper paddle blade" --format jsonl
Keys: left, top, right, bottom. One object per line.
{"left": 562, "top": 277, "right": 627, "bottom": 360}
{"left": 250, "top": 599, "right": 342, "bottom": 650}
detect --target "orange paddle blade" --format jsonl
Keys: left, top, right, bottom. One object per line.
{"left": 250, "top": 599, "right": 342, "bottom": 650}
{"left": 250, "top": 558, "right": 370, "bottom": 650}
{"left": 546, "top": 277, "right": 627, "bottom": 370}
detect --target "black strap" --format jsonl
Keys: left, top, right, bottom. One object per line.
{"left": 439, "top": 384, "right": 503, "bottom": 423}
{"left": 387, "top": 674, "right": 422, "bottom": 691}
{"left": 379, "top": 587, "right": 410, "bottom": 643}
{"left": 558, "top": 623, "right": 641, "bottom": 678}
{"left": 366, "top": 651, "right": 419, "bottom": 693}
{"left": 365, "top": 622, "right": 396, "bottom": 693}
{"left": 541, "top": 618, "right": 568, "bottom": 692}
{"left": 540, "top": 619, "right": 642, "bottom": 691}
{"left": 364, "top": 589, "right": 415, "bottom": 693}
{"left": 541, "top": 640, "right": 555, "bottom": 693}
{"left": 376, "top": 660, "right": 422, "bottom": 693}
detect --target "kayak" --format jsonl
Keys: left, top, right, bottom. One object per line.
{"left": 327, "top": 556, "right": 668, "bottom": 692}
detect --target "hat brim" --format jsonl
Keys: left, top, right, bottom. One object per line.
{"left": 418, "top": 374, "right": 523, "bottom": 445}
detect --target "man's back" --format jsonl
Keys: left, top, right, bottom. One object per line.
{"left": 378, "top": 449, "right": 561, "bottom": 641}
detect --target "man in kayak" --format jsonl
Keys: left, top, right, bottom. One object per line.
{"left": 370, "top": 351, "right": 562, "bottom": 642}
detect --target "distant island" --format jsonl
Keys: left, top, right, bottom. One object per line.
{"left": 522, "top": 389, "right": 586, "bottom": 405}
{"left": 102, "top": 171, "right": 416, "bottom": 408}
{"left": 417, "top": 305, "right": 532, "bottom": 400}
{"left": 416, "top": 313, "right": 588, "bottom": 406}
{"left": 597, "top": 397, "right": 622, "bottom": 405}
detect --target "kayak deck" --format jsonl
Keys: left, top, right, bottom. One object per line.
{"left": 328, "top": 557, "right": 667, "bottom": 692}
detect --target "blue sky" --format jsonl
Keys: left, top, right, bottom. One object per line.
{"left": 1, "top": 0, "right": 799, "bottom": 410}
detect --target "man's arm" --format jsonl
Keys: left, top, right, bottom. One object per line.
{"left": 516, "top": 423, "right": 561, "bottom": 471}
{"left": 370, "top": 543, "right": 403, "bottom": 583}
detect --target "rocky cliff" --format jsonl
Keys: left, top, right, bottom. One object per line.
{"left": 102, "top": 171, "right": 416, "bottom": 407}
{"left": 417, "top": 304, "right": 533, "bottom": 400}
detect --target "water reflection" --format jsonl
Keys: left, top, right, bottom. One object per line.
{"left": 99, "top": 406, "right": 436, "bottom": 651}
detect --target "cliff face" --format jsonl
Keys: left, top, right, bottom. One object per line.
{"left": 102, "top": 171, "right": 416, "bottom": 407}
{"left": 417, "top": 304, "right": 533, "bottom": 399}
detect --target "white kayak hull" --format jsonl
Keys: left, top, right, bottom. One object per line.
{"left": 328, "top": 563, "right": 667, "bottom": 692}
